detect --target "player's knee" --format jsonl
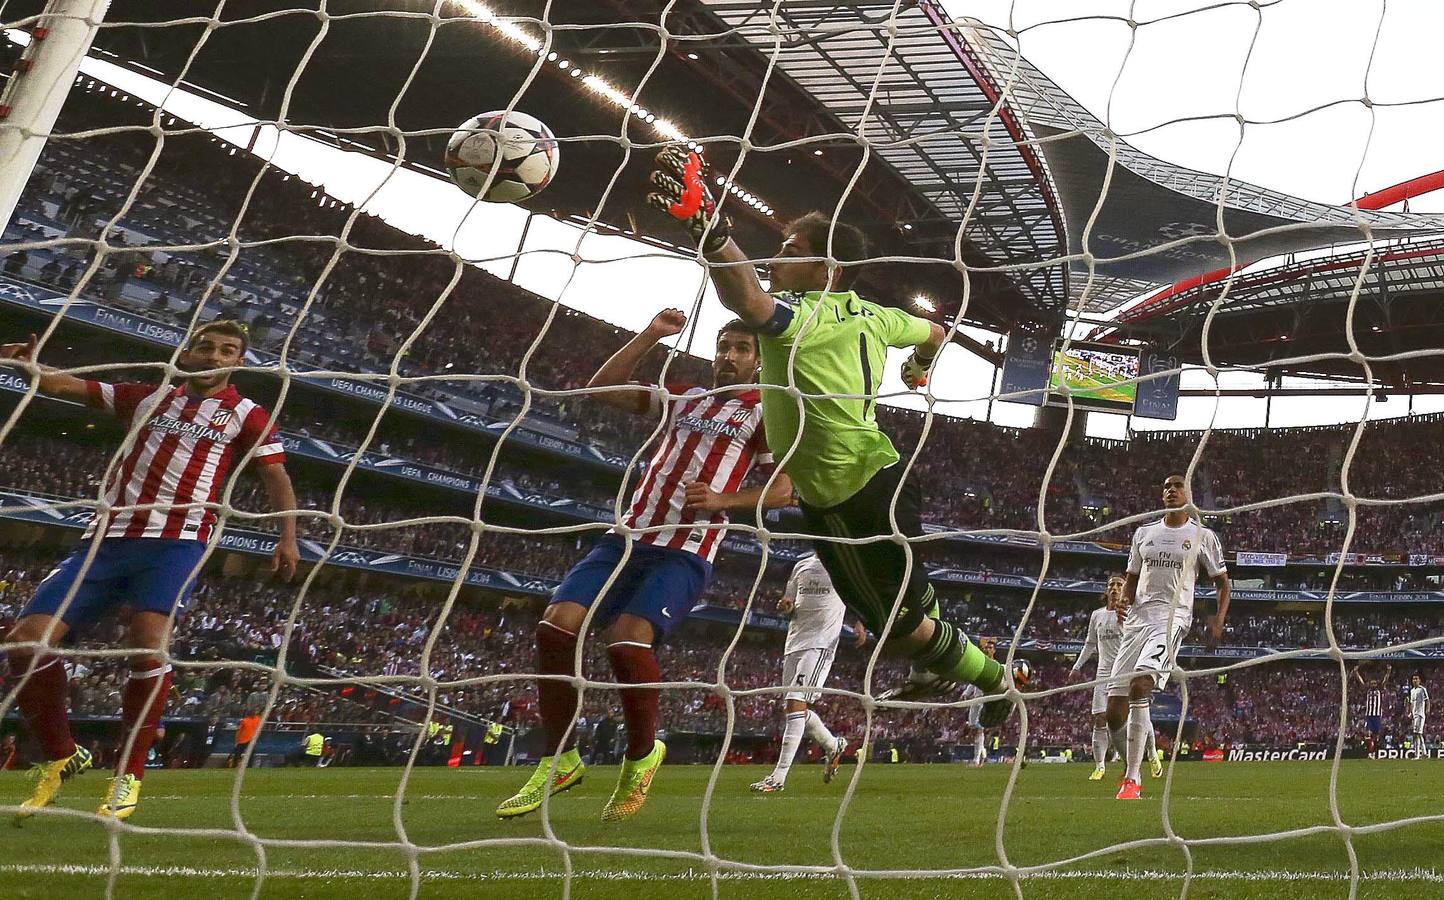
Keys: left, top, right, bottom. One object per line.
{"left": 5, "top": 614, "right": 65, "bottom": 650}
{"left": 1129, "top": 675, "right": 1153, "bottom": 699}
{"left": 602, "top": 614, "right": 654, "bottom": 647}
{"left": 542, "top": 601, "right": 587, "bottom": 634}
{"left": 130, "top": 653, "right": 167, "bottom": 673}
{"left": 885, "top": 616, "right": 933, "bottom": 654}
{"left": 784, "top": 698, "right": 808, "bottom": 714}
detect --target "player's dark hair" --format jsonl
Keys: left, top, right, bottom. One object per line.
{"left": 784, "top": 212, "right": 868, "bottom": 289}
{"left": 190, "top": 319, "right": 250, "bottom": 355}
{"left": 717, "top": 318, "right": 758, "bottom": 354}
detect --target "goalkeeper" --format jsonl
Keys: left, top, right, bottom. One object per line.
{"left": 647, "top": 149, "right": 1013, "bottom": 725}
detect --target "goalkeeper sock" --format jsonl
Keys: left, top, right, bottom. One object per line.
{"left": 771, "top": 711, "right": 807, "bottom": 783}
{"left": 1092, "top": 725, "right": 1110, "bottom": 768}
{"left": 120, "top": 664, "right": 173, "bottom": 780}
{"left": 804, "top": 710, "right": 835, "bottom": 747}
{"left": 1126, "top": 700, "right": 1152, "bottom": 783}
{"left": 607, "top": 641, "right": 661, "bottom": 761}
{"left": 9, "top": 653, "right": 76, "bottom": 760}
{"left": 914, "top": 619, "right": 1004, "bottom": 690}
{"left": 535, "top": 620, "right": 581, "bottom": 755}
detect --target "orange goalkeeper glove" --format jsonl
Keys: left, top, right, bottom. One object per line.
{"left": 647, "top": 148, "right": 731, "bottom": 254}
{"left": 901, "top": 351, "right": 935, "bottom": 390}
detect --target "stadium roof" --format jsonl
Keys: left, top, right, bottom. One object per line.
{"left": 954, "top": 22, "right": 1444, "bottom": 314}
{"left": 699, "top": 0, "right": 1069, "bottom": 316}
{"left": 12, "top": 0, "right": 1444, "bottom": 362}
{"left": 1101, "top": 233, "right": 1444, "bottom": 384}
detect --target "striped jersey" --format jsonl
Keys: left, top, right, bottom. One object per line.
{"left": 84, "top": 380, "right": 286, "bottom": 541}
{"left": 624, "top": 386, "right": 771, "bottom": 562}
{"left": 1365, "top": 690, "right": 1383, "bottom": 718}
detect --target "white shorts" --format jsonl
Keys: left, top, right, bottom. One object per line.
{"left": 781, "top": 646, "right": 836, "bottom": 703}
{"left": 1108, "top": 621, "right": 1188, "bottom": 697}
{"left": 1413, "top": 715, "right": 1426, "bottom": 733}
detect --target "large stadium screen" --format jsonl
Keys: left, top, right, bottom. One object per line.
{"left": 1047, "top": 342, "right": 1141, "bottom": 413}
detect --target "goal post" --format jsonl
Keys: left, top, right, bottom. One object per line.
{"left": 0, "top": 0, "right": 110, "bottom": 231}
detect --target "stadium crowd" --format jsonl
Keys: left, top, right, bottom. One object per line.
{"left": 7, "top": 93, "right": 1444, "bottom": 561}
{"left": 3, "top": 540, "right": 1441, "bottom": 766}
{"left": 5, "top": 87, "right": 1444, "bottom": 771}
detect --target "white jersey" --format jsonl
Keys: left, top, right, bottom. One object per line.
{"left": 1124, "top": 518, "right": 1226, "bottom": 629}
{"left": 1411, "top": 685, "right": 1430, "bottom": 719}
{"left": 1073, "top": 606, "right": 1123, "bottom": 677}
{"left": 783, "top": 555, "right": 847, "bottom": 655}
{"left": 962, "top": 683, "right": 991, "bottom": 730}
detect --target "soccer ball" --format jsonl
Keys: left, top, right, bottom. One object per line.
{"left": 445, "top": 110, "right": 559, "bottom": 203}
{"left": 1011, "top": 659, "right": 1034, "bottom": 689}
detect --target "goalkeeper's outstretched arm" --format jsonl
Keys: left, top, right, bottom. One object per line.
{"left": 704, "top": 239, "right": 779, "bottom": 329}
{"left": 646, "top": 148, "right": 773, "bottom": 327}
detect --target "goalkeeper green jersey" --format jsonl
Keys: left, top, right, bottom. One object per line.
{"left": 757, "top": 289, "right": 932, "bottom": 508}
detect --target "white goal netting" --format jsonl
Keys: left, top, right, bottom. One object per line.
{"left": 3, "top": 1, "right": 1444, "bottom": 898}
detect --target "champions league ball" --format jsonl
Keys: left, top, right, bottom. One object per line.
{"left": 1012, "top": 659, "right": 1034, "bottom": 689}
{"left": 445, "top": 110, "right": 559, "bottom": 203}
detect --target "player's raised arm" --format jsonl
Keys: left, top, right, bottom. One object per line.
{"left": 646, "top": 149, "right": 774, "bottom": 328}
{"left": 0, "top": 333, "right": 90, "bottom": 403}
{"left": 585, "top": 308, "right": 687, "bottom": 415}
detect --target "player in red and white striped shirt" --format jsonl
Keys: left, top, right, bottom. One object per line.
{"left": 2, "top": 320, "right": 299, "bottom": 823}
{"left": 497, "top": 308, "right": 792, "bottom": 822}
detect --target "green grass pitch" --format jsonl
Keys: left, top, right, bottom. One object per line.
{"left": 4, "top": 761, "right": 1444, "bottom": 899}
{"left": 1050, "top": 370, "right": 1134, "bottom": 405}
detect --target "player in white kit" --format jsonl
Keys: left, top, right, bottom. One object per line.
{"left": 962, "top": 637, "right": 1002, "bottom": 767}
{"left": 1109, "top": 474, "right": 1229, "bottom": 801}
{"left": 1073, "top": 576, "right": 1160, "bottom": 780}
{"left": 1409, "top": 673, "right": 1429, "bottom": 757}
{"left": 751, "top": 554, "right": 864, "bottom": 792}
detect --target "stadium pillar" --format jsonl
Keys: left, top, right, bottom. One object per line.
{"left": 0, "top": 0, "right": 110, "bottom": 234}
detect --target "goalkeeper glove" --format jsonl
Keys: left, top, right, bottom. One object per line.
{"left": 647, "top": 147, "right": 731, "bottom": 254}
{"left": 901, "top": 351, "right": 935, "bottom": 390}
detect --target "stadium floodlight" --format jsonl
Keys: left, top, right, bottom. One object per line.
{"left": 455, "top": 0, "right": 777, "bottom": 217}
{"left": 913, "top": 295, "right": 937, "bottom": 313}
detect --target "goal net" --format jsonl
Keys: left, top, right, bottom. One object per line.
{"left": 3, "top": 0, "right": 1444, "bottom": 896}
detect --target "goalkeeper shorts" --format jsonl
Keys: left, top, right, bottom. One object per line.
{"left": 797, "top": 463, "right": 933, "bottom": 642}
